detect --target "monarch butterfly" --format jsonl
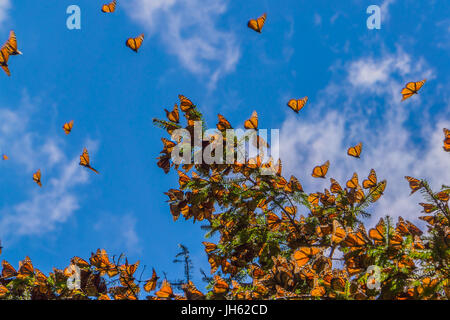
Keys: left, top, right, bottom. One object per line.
{"left": 178, "top": 95, "right": 194, "bottom": 112}
{"left": 202, "top": 242, "right": 217, "bottom": 254}
{"left": 1, "top": 260, "right": 17, "bottom": 278}
{"left": 419, "top": 202, "right": 435, "bottom": 213}
{"left": 155, "top": 279, "right": 174, "bottom": 299}
{"left": 247, "top": 13, "right": 267, "bottom": 33}
{"left": 436, "top": 191, "right": 450, "bottom": 202}
{"left": 182, "top": 281, "right": 205, "bottom": 300}
{"left": 101, "top": 0, "right": 116, "bottom": 13}
{"left": 405, "top": 176, "right": 422, "bottom": 194}
{"left": 346, "top": 172, "right": 359, "bottom": 189}
{"left": 213, "top": 275, "right": 229, "bottom": 294}
{"left": 63, "top": 120, "right": 74, "bottom": 135}
{"left": 164, "top": 104, "right": 179, "bottom": 123}
{"left": 244, "top": 110, "right": 258, "bottom": 130}
{"left": 369, "top": 218, "right": 402, "bottom": 248}
{"left": 3, "top": 31, "right": 22, "bottom": 56}
{"left": 443, "top": 128, "right": 450, "bottom": 152}
{"left": 363, "top": 169, "right": 377, "bottom": 189}
{"left": 343, "top": 225, "right": 370, "bottom": 248}
{"left": 401, "top": 79, "right": 426, "bottom": 101}
{"left": 217, "top": 114, "right": 232, "bottom": 131}
{"left": 143, "top": 269, "right": 159, "bottom": 292}
{"left": 370, "top": 180, "right": 386, "bottom": 202}
{"left": 17, "top": 256, "right": 34, "bottom": 279}
{"left": 287, "top": 97, "right": 308, "bottom": 113}
{"left": 347, "top": 142, "right": 362, "bottom": 158}
{"left": 0, "top": 46, "right": 10, "bottom": 76}
{"left": 395, "top": 217, "right": 423, "bottom": 237}
{"left": 126, "top": 34, "right": 144, "bottom": 52}
{"left": 331, "top": 220, "right": 346, "bottom": 244}
{"left": 178, "top": 170, "right": 190, "bottom": 189}
{"left": 330, "top": 178, "right": 343, "bottom": 193}
{"left": 292, "top": 247, "right": 321, "bottom": 267}
{"left": 2, "top": 154, "right": 8, "bottom": 160}
{"left": 312, "top": 160, "right": 329, "bottom": 178}
{"left": 33, "top": 169, "right": 42, "bottom": 187}
{"left": 79, "top": 148, "right": 99, "bottom": 174}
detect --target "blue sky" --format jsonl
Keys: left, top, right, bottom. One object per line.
{"left": 0, "top": 0, "right": 449, "bottom": 292}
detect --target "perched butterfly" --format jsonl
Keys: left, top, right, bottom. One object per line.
{"left": 330, "top": 178, "right": 343, "bottom": 193}
{"left": 369, "top": 218, "right": 402, "bottom": 248}
{"left": 247, "top": 13, "right": 267, "bottom": 33}
{"left": 443, "top": 128, "right": 450, "bottom": 152}
{"left": 244, "top": 110, "right": 258, "bottom": 130}
{"left": 101, "top": 0, "right": 116, "bottom": 13}
{"left": 213, "top": 275, "right": 229, "bottom": 294}
{"left": 370, "top": 180, "right": 386, "bottom": 202}
{"left": 178, "top": 95, "right": 194, "bottom": 112}
{"left": 292, "top": 247, "right": 321, "bottom": 267}
{"left": 33, "top": 169, "right": 42, "bottom": 187}
{"left": 363, "top": 169, "right": 377, "bottom": 189}
{"left": 79, "top": 148, "right": 99, "bottom": 174}
{"left": 126, "top": 34, "right": 144, "bottom": 52}
{"left": 312, "top": 160, "right": 330, "bottom": 178}
{"left": 405, "top": 176, "right": 422, "bottom": 194}
{"left": 401, "top": 79, "right": 426, "bottom": 101}
{"left": 63, "top": 120, "right": 74, "bottom": 135}
{"left": 217, "top": 114, "right": 232, "bottom": 131}
{"left": 182, "top": 281, "right": 205, "bottom": 300}
{"left": 331, "top": 220, "right": 347, "bottom": 244}
{"left": 346, "top": 172, "right": 359, "bottom": 189}
{"left": 347, "top": 142, "right": 362, "bottom": 158}
{"left": 436, "top": 191, "right": 450, "bottom": 202}
{"left": 155, "top": 280, "right": 174, "bottom": 299}
{"left": 1, "top": 260, "right": 17, "bottom": 278}
{"left": 164, "top": 104, "right": 179, "bottom": 123}
{"left": 144, "top": 269, "right": 159, "bottom": 292}
{"left": 287, "top": 97, "right": 308, "bottom": 113}
{"left": 2, "top": 154, "right": 8, "bottom": 160}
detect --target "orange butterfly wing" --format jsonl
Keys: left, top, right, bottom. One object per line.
{"left": 347, "top": 142, "right": 362, "bottom": 158}
{"left": 63, "top": 120, "right": 74, "bottom": 135}
{"left": 33, "top": 169, "right": 42, "bottom": 187}
{"left": 126, "top": 34, "right": 144, "bottom": 52}
{"left": 247, "top": 13, "right": 267, "bottom": 33}
{"left": 363, "top": 169, "right": 377, "bottom": 189}
{"left": 401, "top": 79, "right": 426, "bottom": 101}
{"left": 101, "top": 0, "right": 116, "bottom": 13}
{"left": 287, "top": 97, "right": 308, "bottom": 113}
{"left": 244, "top": 110, "right": 258, "bottom": 130}
{"left": 312, "top": 160, "right": 329, "bottom": 178}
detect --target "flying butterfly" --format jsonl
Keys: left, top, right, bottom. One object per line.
{"left": 405, "top": 176, "right": 422, "bottom": 194}
{"left": 217, "top": 114, "right": 232, "bottom": 131}
{"left": 287, "top": 97, "right": 308, "bottom": 113}
{"left": 401, "top": 79, "right": 426, "bottom": 101}
{"left": 126, "top": 34, "right": 144, "bottom": 52}
{"left": 312, "top": 160, "right": 330, "bottom": 178}
{"left": 443, "top": 128, "right": 450, "bottom": 152}
{"left": 63, "top": 120, "right": 74, "bottom": 135}
{"left": 247, "top": 13, "right": 267, "bottom": 33}
{"left": 33, "top": 169, "right": 42, "bottom": 187}
{"left": 363, "top": 169, "right": 377, "bottom": 189}
{"left": 244, "top": 110, "right": 258, "bottom": 130}
{"left": 2, "top": 154, "right": 8, "bottom": 160}
{"left": 347, "top": 142, "right": 362, "bottom": 158}
{"left": 101, "top": 0, "right": 117, "bottom": 13}
{"left": 0, "top": 30, "right": 22, "bottom": 76}
{"left": 79, "top": 148, "right": 99, "bottom": 174}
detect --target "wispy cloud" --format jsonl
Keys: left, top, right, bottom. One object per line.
{"left": 279, "top": 47, "right": 449, "bottom": 226}
{"left": 124, "top": 0, "right": 240, "bottom": 88}
{"left": 0, "top": 94, "right": 94, "bottom": 240}
{"left": 0, "top": 0, "right": 10, "bottom": 28}
{"left": 93, "top": 213, "right": 141, "bottom": 255}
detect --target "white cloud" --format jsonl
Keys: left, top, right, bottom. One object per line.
{"left": 0, "top": 0, "right": 10, "bottom": 28}
{"left": 0, "top": 95, "right": 94, "bottom": 240}
{"left": 381, "top": 0, "right": 396, "bottom": 23}
{"left": 279, "top": 48, "right": 450, "bottom": 227}
{"left": 124, "top": 0, "right": 240, "bottom": 88}
{"left": 93, "top": 213, "right": 141, "bottom": 255}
